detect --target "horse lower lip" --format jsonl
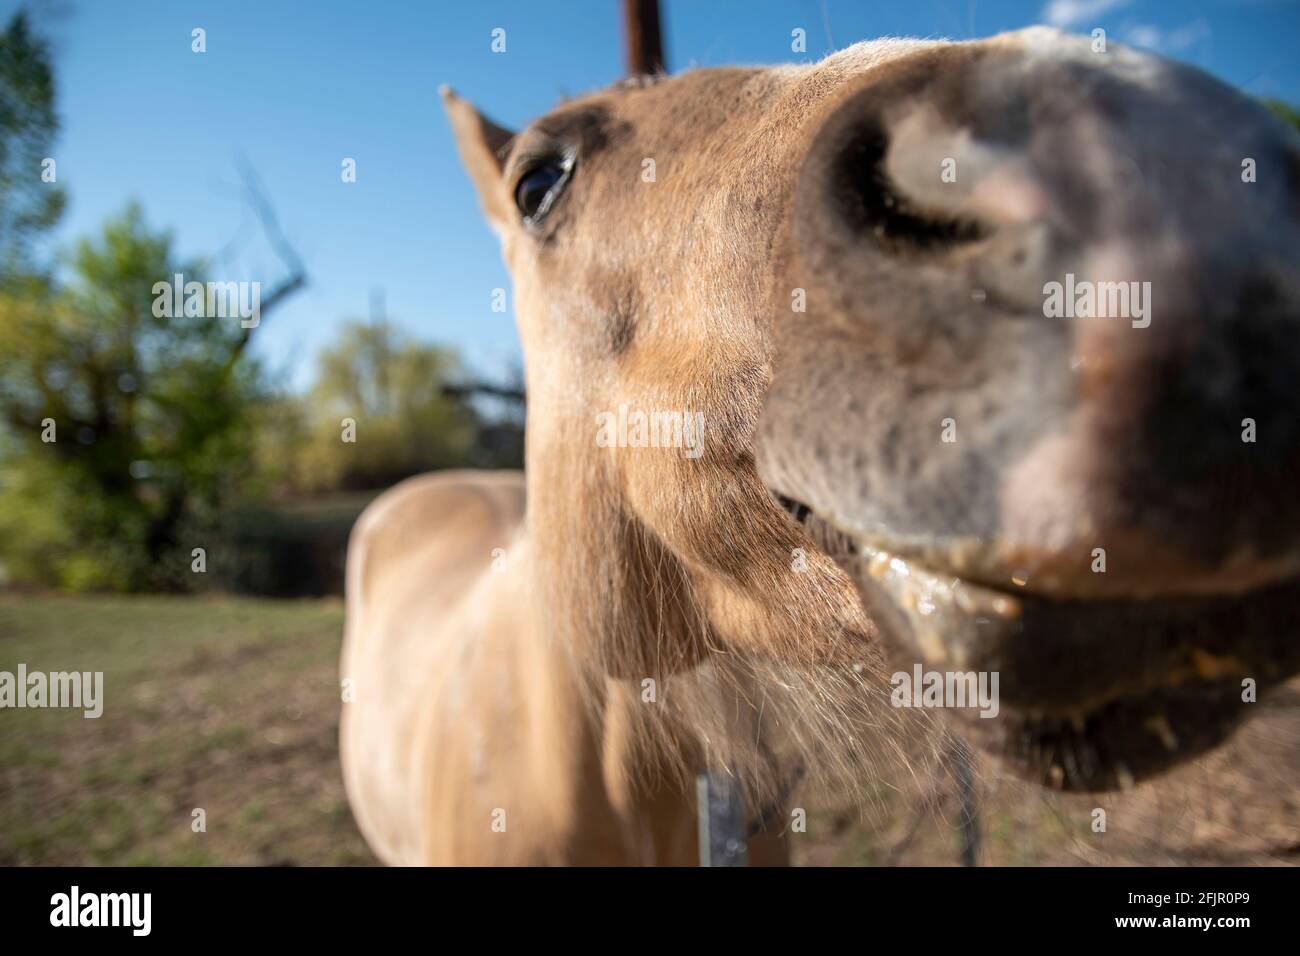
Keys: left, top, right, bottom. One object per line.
{"left": 837, "top": 538, "right": 1300, "bottom": 715}
{"left": 845, "top": 540, "right": 1025, "bottom": 672}
{"left": 782, "top": 496, "right": 1300, "bottom": 716}
{"left": 836, "top": 540, "right": 1300, "bottom": 790}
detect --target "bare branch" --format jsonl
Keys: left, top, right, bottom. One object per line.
{"left": 228, "top": 154, "right": 308, "bottom": 358}
{"left": 442, "top": 382, "right": 526, "bottom": 406}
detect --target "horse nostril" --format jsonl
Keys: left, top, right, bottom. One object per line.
{"left": 832, "top": 123, "right": 990, "bottom": 255}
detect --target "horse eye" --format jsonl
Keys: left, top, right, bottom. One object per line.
{"left": 515, "top": 161, "right": 569, "bottom": 223}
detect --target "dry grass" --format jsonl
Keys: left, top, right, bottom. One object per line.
{"left": 794, "top": 685, "right": 1300, "bottom": 866}
{"left": 1, "top": 594, "right": 1295, "bottom": 866}
{"left": 0, "top": 594, "right": 374, "bottom": 865}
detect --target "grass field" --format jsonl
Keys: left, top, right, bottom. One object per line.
{"left": 1, "top": 594, "right": 1296, "bottom": 866}
{"left": 0, "top": 594, "right": 374, "bottom": 865}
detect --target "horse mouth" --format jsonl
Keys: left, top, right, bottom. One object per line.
{"left": 778, "top": 495, "right": 1300, "bottom": 792}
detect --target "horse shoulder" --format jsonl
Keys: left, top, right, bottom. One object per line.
{"left": 340, "top": 470, "right": 528, "bottom": 863}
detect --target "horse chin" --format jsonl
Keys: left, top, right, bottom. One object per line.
{"left": 781, "top": 498, "right": 1300, "bottom": 792}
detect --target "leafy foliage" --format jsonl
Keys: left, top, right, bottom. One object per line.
{"left": 288, "top": 320, "right": 481, "bottom": 492}
{"left": 0, "top": 9, "right": 510, "bottom": 593}
{"left": 0, "top": 10, "right": 66, "bottom": 285}
{"left": 0, "top": 206, "right": 267, "bottom": 590}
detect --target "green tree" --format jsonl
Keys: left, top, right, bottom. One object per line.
{"left": 295, "top": 320, "right": 479, "bottom": 491}
{"left": 0, "top": 9, "right": 66, "bottom": 286}
{"left": 0, "top": 204, "right": 268, "bottom": 589}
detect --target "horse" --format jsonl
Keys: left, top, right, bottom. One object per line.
{"left": 341, "top": 28, "right": 1300, "bottom": 865}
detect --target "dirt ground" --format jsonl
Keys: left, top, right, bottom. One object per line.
{"left": 794, "top": 690, "right": 1300, "bottom": 866}
{"left": 1, "top": 594, "right": 1295, "bottom": 866}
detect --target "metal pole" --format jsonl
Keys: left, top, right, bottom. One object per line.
{"left": 951, "top": 739, "right": 981, "bottom": 867}
{"left": 622, "top": 0, "right": 665, "bottom": 75}
{"left": 697, "top": 772, "right": 748, "bottom": 866}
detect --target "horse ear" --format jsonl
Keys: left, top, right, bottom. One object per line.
{"left": 441, "top": 86, "right": 516, "bottom": 229}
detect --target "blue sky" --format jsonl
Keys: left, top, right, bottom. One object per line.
{"left": 11, "top": 0, "right": 1300, "bottom": 390}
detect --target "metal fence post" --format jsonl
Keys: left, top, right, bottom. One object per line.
{"left": 697, "top": 772, "right": 748, "bottom": 866}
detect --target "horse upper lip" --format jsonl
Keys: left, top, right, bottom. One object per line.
{"left": 784, "top": 494, "right": 1300, "bottom": 602}
{"left": 846, "top": 533, "right": 1300, "bottom": 603}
